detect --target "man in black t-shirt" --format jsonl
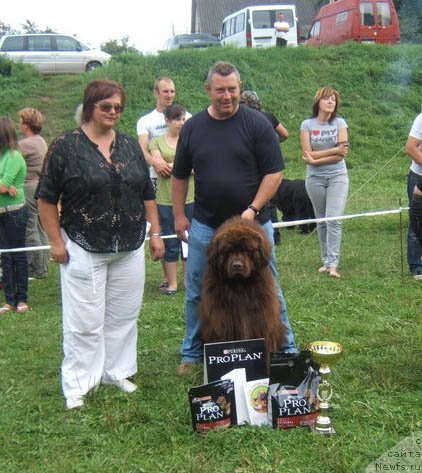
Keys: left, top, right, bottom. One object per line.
{"left": 172, "top": 62, "right": 297, "bottom": 376}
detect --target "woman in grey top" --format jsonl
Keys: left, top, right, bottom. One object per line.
{"left": 18, "top": 108, "right": 49, "bottom": 279}
{"left": 300, "top": 87, "right": 349, "bottom": 279}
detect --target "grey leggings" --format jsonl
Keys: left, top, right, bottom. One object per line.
{"left": 305, "top": 173, "right": 349, "bottom": 268}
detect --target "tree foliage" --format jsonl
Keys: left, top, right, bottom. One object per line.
{"left": 0, "top": 21, "right": 19, "bottom": 36}
{"left": 101, "top": 36, "right": 139, "bottom": 55}
{"left": 0, "top": 19, "right": 56, "bottom": 36}
{"left": 396, "top": 0, "right": 422, "bottom": 43}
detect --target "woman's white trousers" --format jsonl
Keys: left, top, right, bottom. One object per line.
{"left": 60, "top": 237, "right": 145, "bottom": 399}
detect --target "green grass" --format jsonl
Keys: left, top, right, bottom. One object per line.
{"left": 0, "top": 44, "right": 421, "bottom": 472}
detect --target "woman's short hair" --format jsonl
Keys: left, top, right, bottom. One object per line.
{"left": 0, "top": 117, "right": 18, "bottom": 152}
{"left": 82, "top": 79, "right": 125, "bottom": 124}
{"left": 18, "top": 108, "right": 44, "bottom": 134}
{"left": 312, "top": 87, "right": 341, "bottom": 121}
{"left": 164, "top": 103, "right": 186, "bottom": 121}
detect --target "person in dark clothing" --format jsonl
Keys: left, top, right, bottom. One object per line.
{"left": 38, "top": 79, "right": 164, "bottom": 409}
{"left": 410, "top": 184, "right": 422, "bottom": 248}
{"left": 240, "top": 90, "right": 289, "bottom": 245}
{"left": 172, "top": 63, "right": 297, "bottom": 377}
{"left": 405, "top": 112, "right": 422, "bottom": 279}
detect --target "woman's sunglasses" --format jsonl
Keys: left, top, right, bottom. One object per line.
{"left": 95, "top": 102, "right": 124, "bottom": 113}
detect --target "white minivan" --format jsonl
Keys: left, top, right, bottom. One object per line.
{"left": 0, "top": 33, "right": 111, "bottom": 74}
{"left": 220, "top": 4, "right": 298, "bottom": 48}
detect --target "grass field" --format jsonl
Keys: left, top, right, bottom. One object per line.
{"left": 0, "top": 43, "right": 421, "bottom": 472}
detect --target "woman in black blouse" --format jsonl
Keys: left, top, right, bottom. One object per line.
{"left": 38, "top": 79, "right": 164, "bottom": 410}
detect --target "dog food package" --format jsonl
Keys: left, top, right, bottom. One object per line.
{"left": 188, "top": 379, "right": 236, "bottom": 433}
{"left": 268, "top": 351, "right": 320, "bottom": 429}
{"left": 243, "top": 378, "right": 270, "bottom": 427}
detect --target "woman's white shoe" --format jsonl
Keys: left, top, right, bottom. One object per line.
{"left": 65, "top": 396, "right": 84, "bottom": 410}
{"left": 102, "top": 378, "right": 137, "bottom": 393}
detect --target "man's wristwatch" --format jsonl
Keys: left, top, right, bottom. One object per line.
{"left": 248, "top": 204, "right": 260, "bottom": 216}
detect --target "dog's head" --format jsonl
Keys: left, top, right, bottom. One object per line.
{"left": 207, "top": 217, "right": 272, "bottom": 280}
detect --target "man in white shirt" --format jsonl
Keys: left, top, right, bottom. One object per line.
{"left": 137, "top": 77, "right": 176, "bottom": 184}
{"left": 137, "top": 78, "right": 191, "bottom": 290}
{"left": 274, "top": 13, "right": 290, "bottom": 47}
{"left": 405, "top": 112, "right": 422, "bottom": 280}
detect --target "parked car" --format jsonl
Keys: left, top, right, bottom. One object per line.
{"left": 220, "top": 4, "right": 299, "bottom": 48}
{"left": 0, "top": 33, "right": 111, "bottom": 74}
{"left": 306, "top": 0, "right": 400, "bottom": 46}
{"left": 162, "top": 33, "right": 220, "bottom": 51}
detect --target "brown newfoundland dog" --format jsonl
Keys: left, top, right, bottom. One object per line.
{"left": 199, "top": 217, "right": 286, "bottom": 362}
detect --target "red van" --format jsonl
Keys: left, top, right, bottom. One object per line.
{"left": 306, "top": 0, "right": 400, "bottom": 46}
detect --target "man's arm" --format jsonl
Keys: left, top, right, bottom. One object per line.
{"left": 406, "top": 136, "right": 422, "bottom": 195}
{"left": 150, "top": 148, "right": 172, "bottom": 179}
{"left": 241, "top": 171, "right": 283, "bottom": 220}
{"left": 138, "top": 134, "right": 172, "bottom": 177}
{"left": 275, "top": 123, "right": 289, "bottom": 143}
{"left": 405, "top": 136, "right": 422, "bottom": 166}
{"left": 172, "top": 176, "right": 190, "bottom": 241}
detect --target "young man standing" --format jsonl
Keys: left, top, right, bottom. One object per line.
{"left": 137, "top": 77, "right": 176, "bottom": 185}
{"left": 274, "top": 12, "right": 290, "bottom": 47}
{"left": 137, "top": 78, "right": 191, "bottom": 290}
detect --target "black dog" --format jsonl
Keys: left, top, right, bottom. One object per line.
{"left": 271, "top": 179, "right": 316, "bottom": 234}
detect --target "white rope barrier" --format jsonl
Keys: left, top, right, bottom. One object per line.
{"left": 0, "top": 206, "right": 410, "bottom": 254}
{"left": 0, "top": 234, "right": 179, "bottom": 253}
{"left": 1, "top": 245, "right": 52, "bottom": 253}
{"left": 347, "top": 146, "right": 405, "bottom": 203}
{"left": 272, "top": 206, "right": 409, "bottom": 229}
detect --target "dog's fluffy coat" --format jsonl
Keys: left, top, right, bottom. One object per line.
{"left": 271, "top": 178, "right": 316, "bottom": 234}
{"left": 199, "top": 217, "right": 286, "bottom": 360}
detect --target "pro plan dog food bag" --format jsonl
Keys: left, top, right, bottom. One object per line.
{"left": 188, "top": 379, "right": 236, "bottom": 433}
{"left": 268, "top": 351, "right": 320, "bottom": 429}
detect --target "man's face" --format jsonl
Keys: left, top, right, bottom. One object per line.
{"left": 154, "top": 80, "right": 175, "bottom": 111}
{"left": 206, "top": 72, "right": 241, "bottom": 120}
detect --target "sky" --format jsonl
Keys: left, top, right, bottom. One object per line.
{"left": 3, "top": 0, "right": 192, "bottom": 54}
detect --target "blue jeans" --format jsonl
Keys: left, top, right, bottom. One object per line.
{"left": 180, "top": 218, "right": 297, "bottom": 363}
{"left": 0, "top": 206, "right": 29, "bottom": 306}
{"left": 407, "top": 171, "right": 422, "bottom": 273}
{"left": 158, "top": 203, "right": 193, "bottom": 262}
{"left": 306, "top": 173, "right": 349, "bottom": 268}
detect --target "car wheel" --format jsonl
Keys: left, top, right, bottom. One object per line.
{"left": 85, "top": 61, "right": 102, "bottom": 72}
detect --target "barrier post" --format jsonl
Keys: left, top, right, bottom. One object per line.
{"left": 399, "top": 198, "right": 405, "bottom": 283}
